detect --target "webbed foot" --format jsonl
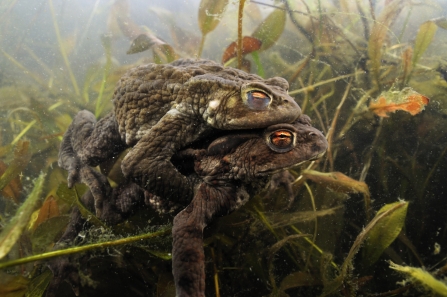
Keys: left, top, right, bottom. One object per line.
{"left": 269, "top": 170, "right": 296, "bottom": 208}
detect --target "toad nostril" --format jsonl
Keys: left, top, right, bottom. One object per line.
{"left": 309, "top": 132, "right": 316, "bottom": 137}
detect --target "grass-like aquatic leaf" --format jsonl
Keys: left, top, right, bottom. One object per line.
{"left": 268, "top": 234, "right": 310, "bottom": 291}
{"left": 363, "top": 201, "right": 409, "bottom": 267}
{"left": 367, "top": 0, "right": 403, "bottom": 87}
{"left": 0, "top": 173, "right": 45, "bottom": 260}
{"left": 268, "top": 207, "right": 341, "bottom": 229}
{"left": 25, "top": 269, "right": 52, "bottom": 297}
{"left": 412, "top": 21, "right": 437, "bottom": 68}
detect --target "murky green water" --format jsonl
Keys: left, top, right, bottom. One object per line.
{"left": 1, "top": 0, "right": 447, "bottom": 296}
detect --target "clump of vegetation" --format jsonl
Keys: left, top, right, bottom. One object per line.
{"left": 1, "top": 0, "right": 447, "bottom": 296}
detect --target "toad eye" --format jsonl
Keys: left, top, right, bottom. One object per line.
{"left": 246, "top": 90, "right": 271, "bottom": 110}
{"left": 268, "top": 130, "right": 295, "bottom": 152}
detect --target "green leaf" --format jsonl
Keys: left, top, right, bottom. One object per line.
{"left": 153, "top": 44, "right": 177, "bottom": 64}
{"left": 25, "top": 270, "right": 52, "bottom": 297}
{"left": 56, "top": 183, "right": 107, "bottom": 229}
{"left": 251, "top": 7, "right": 286, "bottom": 52}
{"left": 279, "top": 271, "right": 319, "bottom": 292}
{"left": 126, "top": 34, "right": 154, "bottom": 54}
{"left": 412, "top": 21, "right": 437, "bottom": 67}
{"left": 432, "top": 17, "right": 447, "bottom": 29}
{"left": 31, "top": 216, "right": 70, "bottom": 254}
{"left": 198, "top": 0, "right": 229, "bottom": 36}
{"left": 0, "top": 173, "right": 45, "bottom": 260}
{"left": 321, "top": 200, "right": 408, "bottom": 296}
{"left": 363, "top": 201, "right": 408, "bottom": 267}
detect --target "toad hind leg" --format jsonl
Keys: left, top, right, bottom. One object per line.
{"left": 121, "top": 111, "right": 207, "bottom": 203}
{"left": 172, "top": 184, "right": 240, "bottom": 297}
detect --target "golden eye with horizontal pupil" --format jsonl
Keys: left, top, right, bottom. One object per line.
{"left": 246, "top": 90, "right": 271, "bottom": 110}
{"left": 267, "top": 130, "right": 294, "bottom": 153}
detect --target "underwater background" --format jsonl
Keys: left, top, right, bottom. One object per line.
{"left": 1, "top": 0, "right": 447, "bottom": 296}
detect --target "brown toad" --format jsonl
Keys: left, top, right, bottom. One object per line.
{"left": 47, "top": 116, "right": 327, "bottom": 297}
{"left": 58, "top": 59, "right": 301, "bottom": 219}
{"left": 172, "top": 116, "right": 328, "bottom": 296}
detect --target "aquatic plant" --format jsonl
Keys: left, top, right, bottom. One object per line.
{"left": 1, "top": 0, "right": 447, "bottom": 296}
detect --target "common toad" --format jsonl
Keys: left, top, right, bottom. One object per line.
{"left": 171, "top": 115, "right": 328, "bottom": 296}
{"left": 58, "top": 59, "right": 301, "bottom": 220}
{"left": 47, "top": 116, "right": 327, "bottom": 297}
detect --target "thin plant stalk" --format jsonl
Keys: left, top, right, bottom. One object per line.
{"left": 0, "top": 228, "right": 171, "bottom": 270}
{"left": 197, "top": 35, "right": 206, "bottom": 58}
{"left": 211, "top": 248, "right": 221, "bottom": 297}
{"left": 289, "top": 71, "right": 363, "bottom": 95}
{"left": 49, "top": 0, "right": 80, "bottom": 96}
{"left": 1, "top": 50, "right": 47, "bottom": 88}
{"left": 290, "top": 225, "right": 338, "bottom": 269}
{"left": 237, "top": 0, "right": 246, "bottom": 69}
{"left": 11, "top": 120, "right": 36, "bottom": 145}
{"left": 338, "top": 87, "right": 377, "bottom": 138}
{"left": 326, "top": 79, "right": 352, "bottom": 171}
{"left": 359, "top": 118, "right": 383, "bottom": 182}
{"left": 304, "top": 182, "right": 318, "bottom": 271}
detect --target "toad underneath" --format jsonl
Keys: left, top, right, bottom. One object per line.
{"left": 58, "top": 59, "right": 301, "bottom": 221}
{"left": 47, "top": 116, "right": 327, "bottom": 297}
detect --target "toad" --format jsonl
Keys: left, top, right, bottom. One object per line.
{"left": 58, "top": 59, "right": 301, "bottom": 220}
{"left": 47, "top": 116, "right": 327, "bottom": 297}
{"left": 171, "top": 115, "right": 327, "bottom": 296}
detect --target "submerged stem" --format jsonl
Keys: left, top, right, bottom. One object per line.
{"left": 49, "top": 0, "right": 80, "bottom": 96}
{"left": 0, "top": 228, "right": 171, "bottom": 270}
{"left": 237, "top": 0, "right": 246, "bottom": 69}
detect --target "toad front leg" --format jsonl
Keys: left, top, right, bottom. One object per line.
{"left": 58, "top": 110, "right": 126, "bottom": 219}
{"left": 121, "top": 111, "right": 208, "bottom": 203}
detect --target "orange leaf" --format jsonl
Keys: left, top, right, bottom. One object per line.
{"left": 369, "top": 87, "right": 429, "bottom": 117}
{"left": 0, "top": 161, "right": 22, "bottom": 203}
{"left": 32, "top": 195, "right": 60, "bottom": 230}
{"left": 221, "top": 36, "right": 262, "bottom": 64}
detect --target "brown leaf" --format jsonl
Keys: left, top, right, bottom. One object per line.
{"left": 221, "top": 36, "right": 262, "bottom": 64}
{"left": 369, "top": 87, "right": 429, "bottom": 117}
{"left": 0, "top": 273, "right": 29, "bottom": 296}
{"left": 0, "top": 141, "right": 30, "bottom": 197}
{"left": 31, "top": 195, "right": 60, "bottom": 231}
{"left": 402, "top": 47, "right": 413, "bottom": 84}
{"left": 0, "top": 161, "right": 21, "bottom": 203}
